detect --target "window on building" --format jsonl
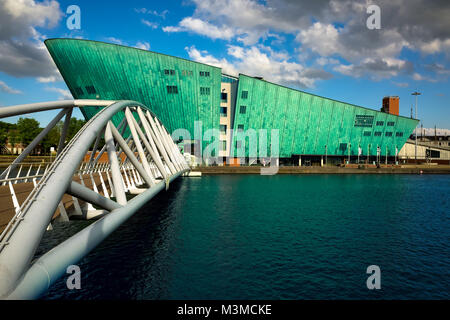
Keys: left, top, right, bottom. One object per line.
{"left": 236, "top": 141, "right": 242, "bottom": 149}
{"left": 241, "top": 91, "right": 248, "bottom": 99}
{"left": 166, "top": 85, "right": 178, "bottom": 94}
{"left": 164, "top": 69, "right": 175, "bottom": 75}
{"left": 220, "top": 107, "right": 227, "bottom": 117}
{"left": 85, "top": 85, "right": 96, "bottom": 94}
{"left": 426, "top": 149, "right": 441, "bottom": 158}
{"left": 220, "top": 124, "right": 227, "bottom": 134}
{"left": 387, "top": 121, "right": 395, "bottom": 126}
{"left": 396, "top": 132, "right": 404, "bottom": 137}
{"left": 221, "top": 141, "right": 227, "bottom": 151}
{"left": 74, "top": 87, "right": 84, "bottom": 96}
{"left": 374, "top": 132, "right": 382, "bottom": 136}
{"left": 339, "top": 143, "right": 348, "bottom": 151}
{"left": 364, "top": 131, "right": 371, "bottom": 136}
{"left": 376, "top": 121, "right": 384, "bottom": 126}
{"left": 221, "top": 92, "right": 228, "bottom": 101}
{"left": 385, "top": 132, "right": 393, "bottom": 137}
{"left": 240, "top": 105, "right": 247, "bottom": 114}
{"left": 200, "top": 87, "right": 210, "bottom": 95}
{"left": 199, "top": 71, "right": 210, "bottom": 77}
{"left": 237, "top": 124, "right": 244, "bottom": 131}
{"left": 354, "top": 115, "right": 374, "bottom": 127}
{"left": 182, "top": 70, "right": 192, "bottom": 76}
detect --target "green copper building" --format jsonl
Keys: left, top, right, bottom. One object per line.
{"left": 45, "top": 38, "right": 418, "bottom": 165}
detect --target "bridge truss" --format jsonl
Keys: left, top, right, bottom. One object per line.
{"left": 0, "top": 100, "right": 189, "bottom": 299}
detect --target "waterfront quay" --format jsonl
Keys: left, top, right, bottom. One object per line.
{"left": 193, "top": 164, "right": 450, "bottom": 175}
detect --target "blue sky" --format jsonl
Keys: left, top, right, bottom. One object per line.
{"left": 0, "top": 0, "right": 448, "bottom": 129}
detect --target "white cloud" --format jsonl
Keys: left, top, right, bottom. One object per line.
{"left": 185, "top": 46, "right": 238, "bottom": 75}
{"left": 315, "top": 57, "right": 339, "bottom": 66}
{"left": 45, "top": 87, "right": 73, "bottom": 100}
{"left": 36, "top": 75, "right": 63, "bottom": 83}
{"left": 134, "top": 8, "right": 169, "bottom": 19}
{"left": 169, "top": 0, "right": 450, "bottom": 81}
{"left": 105, "top": 37, "right": 125, "bottom": 45}
{"left": 412, "top": 72, "right": 437, "bottom": 82}
{"left": 333, "top": 57, "right": 412, "bottom": 80}
{"left": 296, "top": 22, "right": 341, "bottom": 57}
{"left": 163, "top": 17, "right": 235, "bottom": 40}
{"left": 0, "top": 80, "right": 22, "bottom": 94}
{"left": 392, "top": 81, "right": 409, "bottom": 88}
{"left": 134, "top": 41, "right": 151, "bottom": 51}
{"left": 186, "top": 45, "right": 332, "bottom": 88}
{"left": 0, "top": 0, "right": 63, "bottom": 80}
{"left": 141, "top": 19, "right": 158, "bottom": 29}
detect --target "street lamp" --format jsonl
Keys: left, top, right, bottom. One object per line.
{"left": 412, "top": 91, "right": 421, "bottom": 162}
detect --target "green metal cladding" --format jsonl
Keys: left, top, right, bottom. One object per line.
{"left": 232, "top": 74, "right": 418, "bottom": 157}
{"left": 45, "top": 38, "right": 418, "bottom": 158}
{"left": 45, "top": 38, "right": 221, "bottom": 140}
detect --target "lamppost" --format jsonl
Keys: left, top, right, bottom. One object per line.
{"left": 348, "top": 143, "right": 351, "bottom": 164}
{"left": 325, "top": 144, "right": 327, "bottom": 165}
{"left": 412, "top": 91, "right": 421, "bottom": 162}
{"left": 385, "top": 145, "right": 388, "bottom": 165}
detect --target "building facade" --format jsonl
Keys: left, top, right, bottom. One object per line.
{"left": 45, "top": 39, "right": 419, "bottom": 165}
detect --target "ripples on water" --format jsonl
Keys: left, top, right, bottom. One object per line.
{"left": 40, "top": 175, "right": 450, "bottom": 299}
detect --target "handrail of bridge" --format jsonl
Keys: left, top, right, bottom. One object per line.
{"left": 0, "top": 100, "right": 189, "bottom": 299}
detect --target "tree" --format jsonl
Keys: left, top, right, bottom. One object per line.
{"left": 67, "top": 118, "right": 86, "bottom": 141}
{"left": 17, "top": 118, "right": 41, "bottom": 146}
{"left": 41, "top": 126, "right": 60, "bottom": 155}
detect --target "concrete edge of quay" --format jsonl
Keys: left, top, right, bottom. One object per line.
{"left": 192, "top": 165, "right": 450, "bottom": 175}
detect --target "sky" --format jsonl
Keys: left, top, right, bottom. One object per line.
{"left": 0, "top": 0, "right": 449, "bottom": 129}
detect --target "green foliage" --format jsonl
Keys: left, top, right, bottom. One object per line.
{"left": 17, "top": 118, "right": 41, "bottom": 145}
{"left": 41, "top": 126, "right": 60, "bottom": 155}
{"left": 67, "top": 118, "right": 86, "bottom": 141}
{"left": 0, "top": 117, "right": 87, "bottom": 155}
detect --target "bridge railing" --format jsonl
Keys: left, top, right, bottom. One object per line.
{"left": 0, "top": 100, "right": 189, "bottom": 299}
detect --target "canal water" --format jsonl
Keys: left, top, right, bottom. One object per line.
{"left": 40, "top": 174, "right": 449, "bottom": 299}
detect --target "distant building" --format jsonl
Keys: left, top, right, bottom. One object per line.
{"left": 398, "top": 128, "right": 450, "bottom": 163}
{"left": 381, "top": 96, "right": 399, "bottom": 116}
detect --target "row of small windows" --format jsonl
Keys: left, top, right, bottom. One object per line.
{"left": 166, "top": 86, "right": 212, "bottom": 95}
{"left": 354, "top": 115, "right": 374, "bottom": 127}
{"left": 164, "top": 69, "right": 175, "bottom": 76}
{"left": 200, "top": 87, "right": 210, "bottom": 95}
{"left": 166, "top": 85, "right": 178, "bottom": 94}
{"left": 364, "top": 131, "right": 403, "bottom": 137}
{"left": 164, "top": 69, "right": 209, "bottom": 77}
{"left": 376, "top": 121, "right": 396, "bottom": 126}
